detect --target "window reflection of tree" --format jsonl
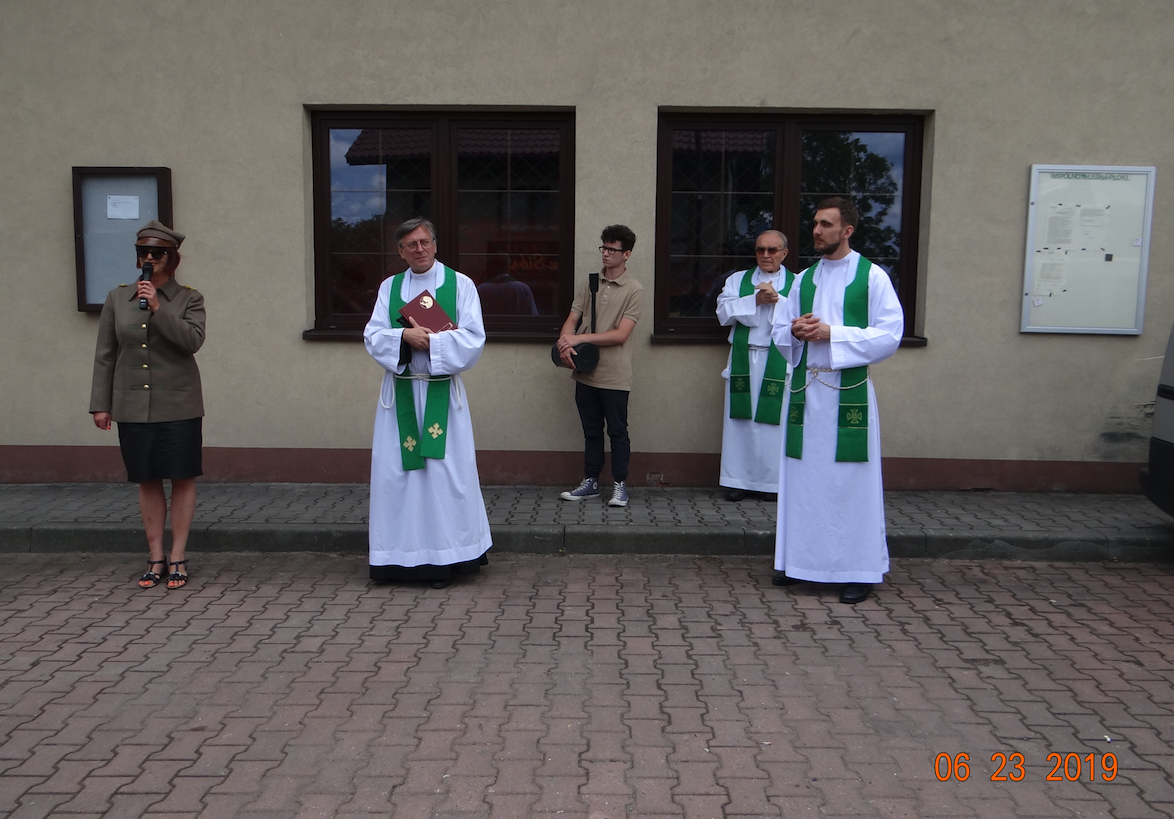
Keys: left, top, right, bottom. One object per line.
{"left": 800, "top": 132, "right": 902, "bottom": 288}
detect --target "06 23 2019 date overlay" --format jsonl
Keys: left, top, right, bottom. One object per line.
{"left": 935, "top": 752, "right": 1118, "bottom": 782}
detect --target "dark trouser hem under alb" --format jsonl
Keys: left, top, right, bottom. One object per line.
{"left": 369, "top": 551, "right": 489, "bottom": 583}
{"left": 574, "top": 382, "right": 630, "bottom": 482}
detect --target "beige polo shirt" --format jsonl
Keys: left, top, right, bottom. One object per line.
{"left": 569, "top": 268, "right": 644, "bottom": 391}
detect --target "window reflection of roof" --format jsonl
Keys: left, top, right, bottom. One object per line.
{"left": 458, "top": 129, "right": 560, "bottom": 154}
{"left": 344, "top": 128, "right": 561, "bottom": 165}
{"left": 671, "top": 131, "right": 771, "bottom": 153}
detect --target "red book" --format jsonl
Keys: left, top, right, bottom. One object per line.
{"left": 397, "top": 289, "right": 456, "bottom": 333}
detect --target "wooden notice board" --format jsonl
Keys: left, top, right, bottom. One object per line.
{"left": 1021, "top": 164, "right": 1155, "bottom": 334}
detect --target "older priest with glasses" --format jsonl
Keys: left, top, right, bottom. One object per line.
{"left": 717, "top": 230, "right": 792, "bottom": 502}
{"left": 364, "top": 217, "right": 491, "bottom": 589}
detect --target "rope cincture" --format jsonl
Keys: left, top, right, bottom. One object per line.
{"left": 791, "top": 366, "right": 870, "bottom": 393}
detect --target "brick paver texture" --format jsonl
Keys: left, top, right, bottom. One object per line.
{"left": 0, "top": 553, "right": 1172, "bottom": 818}
{"left": 1, "top": 484, "right": 1170, "bottom": 535}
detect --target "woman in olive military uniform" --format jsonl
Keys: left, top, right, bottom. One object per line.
{"left": 89, "top": 220, "right": 206, "bottom": 590}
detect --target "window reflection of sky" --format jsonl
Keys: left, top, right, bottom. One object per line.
{"left": 329, "top": 129, "right": 387, "bottom": 224}
{"left": 849, "top": 132, "right": 904, "bottom": 231}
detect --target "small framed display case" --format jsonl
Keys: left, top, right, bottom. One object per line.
{"left": 72, "top": 167, "right": 173, "bottom": 312}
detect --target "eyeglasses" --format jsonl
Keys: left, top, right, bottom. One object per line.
{"left": 135, "top": 246, "right": 171, "bottom": 260}
{"left": 599, "top": 246, "right": 626, "bottom": 255}
{"left": 399, "top": 239, "right": 434, "bottom": 251}
{"left": 755, "top": 245, "right": 785, "bottom": 255}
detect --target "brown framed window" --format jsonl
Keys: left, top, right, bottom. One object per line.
{"left": 306, "top": 110, "right": 575, "bottom": 341}
{"left": 654, "top": 113, "right": 924, "bottom": 343}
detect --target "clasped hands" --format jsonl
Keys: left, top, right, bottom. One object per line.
{"left": 754, "top": 281, "right": 779, "bottom": 306}
{"left": 402, "top": 317, "right": 432, "bottom": 351}
{"left": 791, "top": 313, "right": 832, "bottom": 343}
{"left": 556, "top": 333, "right": 579, "bottom": 368}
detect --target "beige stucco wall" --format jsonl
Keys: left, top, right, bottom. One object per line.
{"left": 1, "top": 0, "right": 1169, "bottom": 463}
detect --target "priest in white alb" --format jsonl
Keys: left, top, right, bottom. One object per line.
{"left": 770, "top": 198, "right": 904, "bottom": 605}
{"left": 364, "top": 217, "right": 492, "bottom": 588}
{"left": 717, "top": 229, "right": 792, "bottom": 502}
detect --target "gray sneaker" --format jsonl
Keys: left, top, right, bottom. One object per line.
{"left": 608, "top": 480, "right": 629, "bottom": 507}
{"left": 560, "top": 477, "right": 600, "bottom": 501}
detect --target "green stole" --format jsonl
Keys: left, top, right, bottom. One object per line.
{"left": 387, "top": 267, "right": 458, "bottom": 471}
{"left": 728, "top": 268, "right": 794, "bottom": 425}
{"left": 785, "top": 255, "right": 871, "bottom": 463}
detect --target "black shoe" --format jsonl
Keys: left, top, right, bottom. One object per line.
{"left": 725, "top": 489, "right": 748, "bottom": 502}
{"left": 839, "top": 583, "right": 872, "bottom": 604}
{"left": 429, "top": 578, "right": 453, "bottom": 589}
{"left": 772, "top": 572, "right": 802, "bottom": 587}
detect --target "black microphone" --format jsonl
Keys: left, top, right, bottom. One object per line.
{"left": 139, "top": 262, "right": 153, "bottom": 311}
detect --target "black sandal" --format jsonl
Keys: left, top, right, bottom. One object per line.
{"left": 166, "top": 560, "right": 189, "bottom": 590}
{"left": 138, "top": 560, "right": 165, "bottom": 589}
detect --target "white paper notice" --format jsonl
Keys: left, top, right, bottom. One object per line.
{"left": 1077, "top": 207, "right": 1107, "bottom": 247}
{"left": 1045, "top": 205, "right": 1076, "bottom": 246}
{"left": 107, "top": 195, "right": 139, "bottom": 220}
{"left": 1034, "top": 249, "right": 1067, "bottom": 296}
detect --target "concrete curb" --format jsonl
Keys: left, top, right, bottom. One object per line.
{"left": 561, "top": 525, "right": 771, "bottom": 555}
{"left": 891, "top": 529, "right": 1174, "bottom": 562}
{"left": 0, "top": 523, "right": 30, "bottom": 552}
{"left": 197, "top": 523, "right": 367, "bottom": 553}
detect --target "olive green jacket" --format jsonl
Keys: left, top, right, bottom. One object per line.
{"left": 89, "top": 277, "right": 206, "bottom": 423}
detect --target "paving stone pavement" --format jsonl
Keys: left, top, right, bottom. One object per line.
{"left": 1, "top": 484, "right": 1172, "bottom": 562}
{"left": 2, "top": 552, "right": 1174, "bottom": 818}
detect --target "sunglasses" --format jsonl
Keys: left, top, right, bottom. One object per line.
{"left": 755, "top": 245, "right": 784, "bottom": 254}
{"left": 135, "top": 246, "right": 171, "bottom": 260}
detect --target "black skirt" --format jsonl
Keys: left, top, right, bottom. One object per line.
{"left": 117, "top": 417, "right": 203, "bottom": 483}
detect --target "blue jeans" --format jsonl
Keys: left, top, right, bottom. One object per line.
{"left": 575, "top": 382, "right": 630, "bottom": 482}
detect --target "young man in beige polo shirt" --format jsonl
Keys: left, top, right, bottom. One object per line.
{"left": 554, "top": 225, "right": 644, "bottom": 507}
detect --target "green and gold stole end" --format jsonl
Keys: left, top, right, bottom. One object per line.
{"left": 834, "top": 367, "right": 869, "bottom": 463}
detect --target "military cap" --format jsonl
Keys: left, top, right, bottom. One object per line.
{"left": 136, "top": 220, "right": 185, "bottom": 247}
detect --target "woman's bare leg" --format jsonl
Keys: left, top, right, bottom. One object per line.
{"left": 138, "top": 480, "right": 167, "bottom": 562}
{"left": 168, "top": 478, "right": 196, "bottom": 567}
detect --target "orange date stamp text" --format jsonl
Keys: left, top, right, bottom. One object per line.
{"left": 935, "top": 752, "right": 1117, "bottom": 782}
